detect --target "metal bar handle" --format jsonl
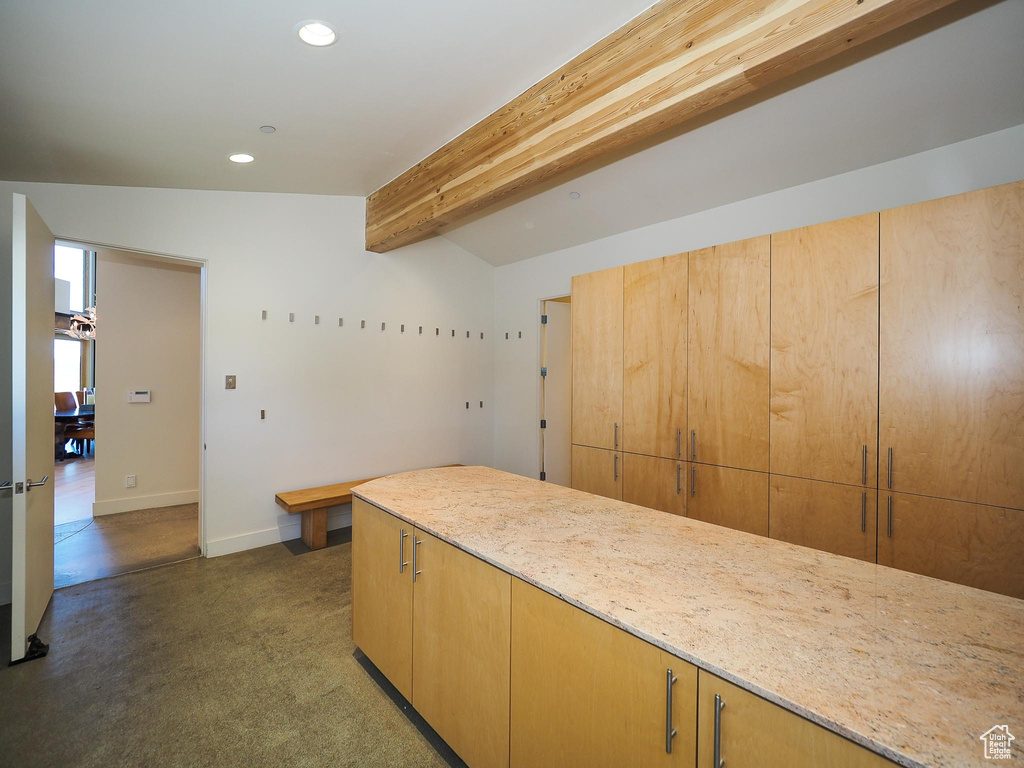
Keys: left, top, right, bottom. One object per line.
{"left": 399, "top": 528, "right": 409, "bottom": 573}
{"left": 713, "top": 693, "right": 725, "bottom": 767}
{"left": 676, "top": 464, "right": 682, "bottom": 495}
{"left": 676, "top": 429, "right": 681, "bottom": 459}
{"left": 887, "top": 496, "right": 893, "bottom": 538}
{"left": 691, "top": 430, "right": 696, "bottom": 461}
{"left": 887, "top": 447, "right": 893, "bottom": 490}
{"left": 861, "top": 493, "right": 867, "bottom": 533}
{"left": 0, "top": 481, "right": 11, "bottom": 489}
{"left": 691, "top": 466, "right": 696, "bottom": 498}
{"left": 614, "top": 423, "right": 619, "bottom": 449}
{"left": 26, "top": 475, "right": 49, "bottom": 490}
{"left": 613, "top": 453, "right": 619, "bottom": 482}
{"left": 413, "top": 536, "right": 423, "bottom": 581}
{"left": 862, "top": 445, "right": 867, "bottom": 485}
{"left": 665, "top": 668, "right": 678, "bottom": 754}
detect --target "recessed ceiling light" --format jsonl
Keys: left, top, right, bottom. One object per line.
{"left": 228, "top": 153, "right": 255, "bottom": 164}
{"left": 569, "top": 191, "right": 581, "bottom": 200}
{"left": 259, "top": 125, "right": 276, "bottom": 134}
{"left": 296, "top": 20, "right": 337, "bottom": 47}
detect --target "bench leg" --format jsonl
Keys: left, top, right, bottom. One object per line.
{"left": 300, "top": 508, "right": 328, "bottom": 551}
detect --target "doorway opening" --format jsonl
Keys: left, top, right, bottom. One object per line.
{"left": 52, "top": 242, "right": 204, "bottom": 588}
{"left": 540, "top": 296, "right": 571, "bottom": 487}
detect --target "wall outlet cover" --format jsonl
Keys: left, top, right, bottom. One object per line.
{"left": 126, "top": 475, "right": 136, "bottom": 488}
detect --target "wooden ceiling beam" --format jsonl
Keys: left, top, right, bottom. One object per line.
{"left": 365, "top": 0, "right": 958, "bottom": 253}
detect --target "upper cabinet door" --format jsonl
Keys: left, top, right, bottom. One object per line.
{"left": 880, "top": 182, "right": 1024, "bottom": 510}
{"left": 623, "top": 253, "right": 687, "bottom": 459}
{"left": 571, "top": 266, "right": 623, "bottom": 451}
{"left": 771, "top": 214, "right": 879, "bottom": 487}
{"left": 688, "top": 236, "right": 770, "bottom": 472}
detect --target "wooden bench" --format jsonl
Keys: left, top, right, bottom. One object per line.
{"left": 275, "top": 465, "right": 462, "bottom": 551}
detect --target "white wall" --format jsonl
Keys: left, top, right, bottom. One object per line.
{"left": 93, "top": 249, "right": 201, "bottom": 515}
{"left": 491, "top": 124, "right": 1024, "bottom": 479}
{"left": 0, "top": 182, "right": 495, "bottom": 559}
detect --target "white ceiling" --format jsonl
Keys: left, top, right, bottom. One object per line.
{"left": 0, "top": 0, "right": 654, "bottom": 195}
{"left": 441, "top": 0, "right": 1024, "bottom": 265}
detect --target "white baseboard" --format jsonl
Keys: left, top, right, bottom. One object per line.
{"left": 93, "top": 489, "right": 199, "bottom": 517}
{"left": 205, "top": 507, "right": 352, "bottom": 558}
{"left": 0, "top": 580, "right": 11, "bottom": 606}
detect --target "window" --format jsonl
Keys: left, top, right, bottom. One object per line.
{"left": 54, "top": 338, "right": 82, "bottom": 392}
{"left": 54, "top": 245, "right": 86, "bottom": 312}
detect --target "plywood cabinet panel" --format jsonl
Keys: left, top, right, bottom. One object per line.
{"left": 880, "top": 181, "right": 1024, "bottom": 510}
{"left": 623, "top": 453, "right": 686, "bottom": 517}
{"left": 771, "top": 215, "right": 879, "bottom": 487}
{"left": 769, "top": 475, "right": 876, "bottom": 563}
{"left": 688, "top": 236, "right": 770, "bottom": 472}
{"left": 624, "top": 253, "right": 687, "bottom": 459}
{"left": 511, "top": 578, "right": 696, "bottom": 768}
{"left": 878, "top": 492, "right": 1024, "bottom": 599}
{"left": 688, "top": 464, "right": 768, "bottom": 536}
{"left": 412, "top": 529, "right": 512, "bottom": 768}
{"left": 571, "top": 266, "right": 623, "bottom": 451}
{"left": 697, "top": 672, "right": 895, "bottom": 768}
{"left": 571, "top": 444, "right": 622, "bottom": 500}
{"left": 351, "top": 497, "right": 413, "bottom": 701}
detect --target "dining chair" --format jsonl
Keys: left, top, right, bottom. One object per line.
{"left": 55, "top": 391, "right": 77, "bottom": 411}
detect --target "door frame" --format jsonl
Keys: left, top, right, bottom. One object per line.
{"left": 538, "top": 294, "right": 571, "bottom": 485}
{"left": 55, "top": 238, "right": 209, "bottom": 555}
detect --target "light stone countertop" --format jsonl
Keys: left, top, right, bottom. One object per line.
{"left": 351, "top": 465, "right": 1024, "bottom": 768}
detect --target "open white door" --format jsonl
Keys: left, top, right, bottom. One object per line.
{"left": 4, "top": 194, "right": 55, "bottom": 663}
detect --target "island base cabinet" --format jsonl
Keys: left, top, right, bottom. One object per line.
{"left": 511, "top": 578, "right": 696, "bottom": 768}
{"left": 769, "top": 476, "right": 877, "bottom": 562}
{"left": 351, "top": 497, "right": 413, "bottom": 701}
{"left": 571, "top": 444, "right": 623, "bottom": 500}
{"left": 688, "top": 464, "right": 768, "bottom": 536}
{"left": 623, "top": 453, "right": 686, "bottom": 516}
{"left": 412, "top": 529, "right": 511, "bottom": 768}
{"left": 878, "top": 492, "right": 1024, "bottom": 599}
{"left": 697, "top": 672, "right": 895, "bottom": 768}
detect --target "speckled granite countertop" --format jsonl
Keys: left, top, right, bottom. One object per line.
{"left": 352, "top": 466, "right": 1023, "bottom": 768}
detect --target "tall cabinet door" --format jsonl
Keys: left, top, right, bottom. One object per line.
{"left": 771, "top": 214, "right": 879, "bottom": 487}
{"left": 688, "top": 236, "right": 770, "bottom": 472}
{"left": 623, "top": 253, "right": 687, "bottom": 459}
{"left": 880, "top": 181, "right": 1024, "bottom": 510}
{"left": 571, "top": 444, "right": 622, "bottom": 500}
{"left": 879, "top": 492, "right": 1024, "bottom": 599}
{"left": 769, "top": 476, "right": 876, "bottom": 563}
{"left": 511, "top": 578, "right": 697, "bottom": 768}
{"left": 688, "top": 464, "right": 768, "bottom": 536}
{"left": 571, "top": 266, "right": 623, "bottom": 451}
{"left": 412, "top": 529, "right": 512, "bottom": 768}
{"left": 622, "top": 453, "right": 686, "bottom": 517}
{"left": 351, "top": 498, "right": 414, "bottom": 701}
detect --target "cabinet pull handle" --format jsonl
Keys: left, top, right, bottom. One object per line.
{"left": 887, "top": 447, "right": 893, "bottom": 490}
{"left": 676, "top": 464, "right": 682, "bottom": 495}
{"left": 691, "top": 466, "right": 696, "bottom": 498}
{"left": 691, "top": 430, "right": 696, "bottom": 461}
{"left": 862, "top": 445, "right": 867, "bottom": 485}
{"left": 713, "top": 693, "right": 725, "bottom": 767}
{"left": 676, "top": 429, "right": 681, "bottom": 459}
{"left": 613, "top": 453, "right": 619, "bottom": 482}
{"left": 413, "top": 536, "right": 423, "bottom": 581}
{"left": 614, "top": 423, "right": 619, "bottom": 449}
{"left": 861, "top": 493, "right": 867, "bottom": 533}
{"left": 887, "top": 496, "right": 893, "bottom": 538}
{"left": 665, "top": 668, "right": 678, "bottom": 754}
{"left": 399, "top": 528, "right": 409, "bottom": 573}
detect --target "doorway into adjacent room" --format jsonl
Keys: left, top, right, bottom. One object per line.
{"left": 540, "top": 296, "right": 571, "bottom": 487}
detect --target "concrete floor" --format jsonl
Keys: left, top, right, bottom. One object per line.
{"left": 54, "top": 503, "right": 200, "bottom": 588}
{"left": 2, "top": 530, "right": 463, "bottom": 767}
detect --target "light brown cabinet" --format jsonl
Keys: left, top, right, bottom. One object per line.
{"left": 511, "top": 578, "right": 696, "bottom": 768}
{"left": 351, "top": 497, "right": 413, "bottom": 700}
{"left": 878, "top": 491, "right": 1024, "bottom": 599}
{"left": 623, "top": 253, "right": 687, "bottom": 459}
{"left": 622, "top": 453, "right": 686, "bottom": 517}
{"left": 880, "top": 181, "right": 1024, "bottom": 510}
{"left": 769, "top": 475, "right": 876, "bottom": 563}
{"left": 697, "top": 671, "right": 895, "bottom": 768}
{"left": 688, "top": 464, "right": 768, "bottom": 536}
{"left": 771, "top": 214, "right": 879, "bottom": 487}
{"left": 571, "top": 444, "right": 622, "bottom": 500}
{"left": 688, "top": 236, "right": 770, "bottom": 473}
{"left": 571, "top": 266, "right": 623, "bottom": 451}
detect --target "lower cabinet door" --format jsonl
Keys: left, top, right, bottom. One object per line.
{"left": 412, "top": 529, "right": 512, "bottom": 768}
{"left": 511, "top": 578, "right": 696, "bottom": 768}
{"left": 687, "top": 464, "right": 768, "bottom": 536}
{"left": 769, "top": 476, "right": 877, "bottom": 562}
{"left": 351, "top": 497, "right": 413, "bottom": 701}
{"left": 878, "top": 492, "right": 1024, "bottom": 599}
{"left": 571, "top": 444, "right": 623, "bottom": 500}
{"left": 623, "top": 454, "right": 687, "bottom": 516}
{"left": 697, "top": 672, "right": 895, "bottom": 767}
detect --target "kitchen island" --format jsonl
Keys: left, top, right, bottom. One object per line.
{"left": 351, "top": 465, "right": 1023, "bottom": 768}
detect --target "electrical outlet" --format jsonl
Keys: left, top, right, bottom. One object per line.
{"left": 125, "top": 475, "right": 136, "bottom": 488}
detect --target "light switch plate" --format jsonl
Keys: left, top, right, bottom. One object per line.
{"left": 225, "top": 375, "right": 236, "bottom": 390}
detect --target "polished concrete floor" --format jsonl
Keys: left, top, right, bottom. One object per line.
{"left": 54, "top": 503, "right": 200, "bottom": 588}
{"left": 2, "top": 530, "right": 463, "bottom": 768}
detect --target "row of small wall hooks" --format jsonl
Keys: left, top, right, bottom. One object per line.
{"left": 260, "top": 309, "right": 524, "bottom": 340}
